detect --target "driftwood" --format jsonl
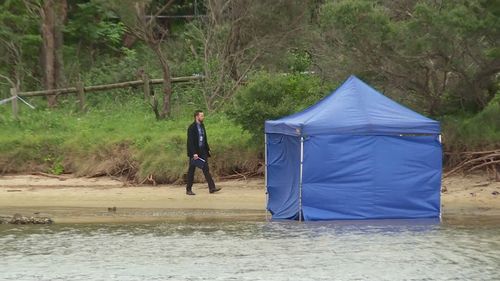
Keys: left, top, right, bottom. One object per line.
{"left": 139, "top": 174, "right": 157, "bottom": 186}
{"left": 32, "top": 171, "right": 67, "bottom": 180}
{"left": 444, "top": 150, "right": 500, "bottom": 180}
{"left": 219, "top": 171, "right": 260, "bottom": 180}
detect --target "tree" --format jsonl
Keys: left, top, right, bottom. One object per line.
{"left": 0, "top": 0, "right": 42, "bottom": 96}
{"left": 40, "top": 0, "right": 67, "bottom": 107}
{"left": 185, "top": 0, "right": 312, "bottom": 111}
{"left": 104, "top": 0, "right": 177, "bottom": 119}
{"left": 317, "top": 0, "right": 500, "bottom": 116}
{"left": 64, "top": 1, "right": 127, "bottom": 57}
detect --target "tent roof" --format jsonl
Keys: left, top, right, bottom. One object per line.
{"left": 265, "top": 75, "right": 440, "bottom": 136}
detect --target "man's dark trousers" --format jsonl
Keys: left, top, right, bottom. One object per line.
{"left": 186, "top": 150, "right": 215, "bottom": 192}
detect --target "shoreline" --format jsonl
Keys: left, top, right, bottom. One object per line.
{"left": 0, "top": 174, "right": 499, "bottom": 224}
{"left": 0, "top": 176, "right": 267, "bottom": 223}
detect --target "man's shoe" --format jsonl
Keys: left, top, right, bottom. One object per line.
{"left": 186, "top": 190, "right": 196, "bottom": 195}
{"left": 209, "top": 188, "right": 221, "bottom": 194}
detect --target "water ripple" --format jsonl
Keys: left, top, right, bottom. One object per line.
{"left": 0, "top": 219, "right": 499, "bottom": 281}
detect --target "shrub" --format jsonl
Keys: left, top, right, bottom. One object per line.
{"left": 228, "top": 71, "right": 332, "bottom": 141}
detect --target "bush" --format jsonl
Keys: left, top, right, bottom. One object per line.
{"left": 442, "top": 92, "right": 500, "bottom": 151}
{"left": 228, "top": 71, "right": 332, "bottom": 141}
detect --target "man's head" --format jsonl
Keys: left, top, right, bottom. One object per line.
{"left": 194, "top": 110, "right": 204, "bottom": 123}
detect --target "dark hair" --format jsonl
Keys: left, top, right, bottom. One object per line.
{"left": 194, "top": 110, "right": 203, "bottom": 119}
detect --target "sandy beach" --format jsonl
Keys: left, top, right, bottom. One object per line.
{"left": 0, "top": 173, "right": 499, "bottom": 223}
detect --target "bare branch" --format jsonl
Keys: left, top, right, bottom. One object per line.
{"left": 147, "top": 0, "right": 176, "bottom": 27}
{"left": 0, "top": 74, "right": 16, "bottom": 88}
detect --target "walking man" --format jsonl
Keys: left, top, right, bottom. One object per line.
{"left": 186, "top": 110, "right": 221, "bottom": 195}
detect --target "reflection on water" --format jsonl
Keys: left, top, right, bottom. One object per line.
{"left": 1, "top": 217, "right": 499, "bottom": 281}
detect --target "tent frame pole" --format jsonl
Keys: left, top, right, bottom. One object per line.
{"left": 438, "top": 133, "right": 442, "bottom": 222}
{"left": 299, "top": 136, "right": 304, "bottom": 222}
{"left": 264, "top": 133, "right": 269, "bottom": 221}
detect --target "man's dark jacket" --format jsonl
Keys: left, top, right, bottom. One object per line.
{"left": 187, "top": 122, "right": 211, "bottom": 158}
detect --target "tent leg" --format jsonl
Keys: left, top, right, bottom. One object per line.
{"left": 439, "top": 133, "right": 442, "bottom": 221}
{"left": 299, "top": 136, "right": 304, "bottom": 222}
{"left": 264, "top": 133, "right": 269, "bottom": 221}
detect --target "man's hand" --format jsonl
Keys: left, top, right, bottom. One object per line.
{"left": 193, "top": 154, "right": 199, "bottom": 160}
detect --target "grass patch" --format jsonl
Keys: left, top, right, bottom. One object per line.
{"left": 0, "top": 96, "right": 259, "bottom": 183}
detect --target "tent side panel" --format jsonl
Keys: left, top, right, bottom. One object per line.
{"left": 301, "top": 135, "right": 441, "bottom": 220}
{"left": 372, "top": 135, "right": 441, "bottom": 218}
{"left": 266, "top": 134, "right": 301, "bottom": 219}
{"left": 301, "top": 135, "right": 377, "bottom": 220}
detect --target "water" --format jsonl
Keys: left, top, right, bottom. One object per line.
{"left": 1, "top": 218, "right": 499, "bottom": 281}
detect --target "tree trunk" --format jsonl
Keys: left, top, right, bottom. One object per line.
{"left": 41, "top": 0, "right": 66, "bottom": 107}
{"left": 54, "top": 0, "right": 67, "bottom": 89}
{"left": 152, "top": 45, "right": 172, "bottom": 119}
{"left": 41, "top": 0, "right": 56, "bottom": 107}
{"left": 227, "top": 23, "right": 241, "bottom": 81}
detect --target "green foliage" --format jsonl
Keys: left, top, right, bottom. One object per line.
{"left": 0, "top": 0, "right": 42, "bottom": 96}
{"left": 285, "top": 49, "right": 313, "bottom": 73}
{"left": 62, "top": 0, "right": 132, "bottom": 85}
{"left": 45, "top": 156, "right": 65, "bottom": 175}
{"left": 403, "top": 1, "right": 499, "bottom": 113}
{"left": 228, "top": 72, "right": 332, "bottom": 140}
{"left": 318, "top": 0, "right": 499, "bottom": 116}
{"left": 166, "top": 23, "right": 204, "bottom": 76}
{"left": 65, "top": 1, "right": 126, "bottom": 50}
{"left": 320, "top": 0, "right": 393, "bottom": 46}
{"left": 442, "top": 91, "right": 500, "bottom": 151}
{"left": 0, "top": 0, "right": 42, "bottom": 54}
{"left": 1, "top": 0, "right": 499, "bottom": 175}
{"left": 81, "top": 47, "right": 140, "bottom": 85}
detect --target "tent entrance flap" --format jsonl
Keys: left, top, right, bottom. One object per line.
{"left": 266, "top": 134, "right": 301, "bottom": 220}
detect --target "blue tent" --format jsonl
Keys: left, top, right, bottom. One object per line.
{"left": 264, "top": 75, "right": 442, "bottom": 221}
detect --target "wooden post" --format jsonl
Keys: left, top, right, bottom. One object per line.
{"left": 76, "top": 81, "right": 86, "bottom": 112}
{"left": 10, "top": 87, "right": 18, "bottom": 120}
{"left": 142, "top": 73, "right": 150, "bottom": 102}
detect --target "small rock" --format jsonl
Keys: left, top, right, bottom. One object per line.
{"left": 107, "top": 207, "right": 117, "bottom": 212}
{"left": 10, "top": 214, "right": 29, "bottom": 224}
{"left": 31, "top": 217, "right": 53, "bottom": 224}
{"left": 470, "top": 192, "right": 476, "bottom": 197}
{"left": 492, "top": 191, "right": 499, "bottom": 196}
{"left": 12, "top": 213, "right": 23, "bottom": 219}
{"left": 0, "top": 216, "right": 11, "bottom": 224}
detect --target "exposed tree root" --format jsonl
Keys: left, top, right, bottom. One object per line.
{"left": 444, "top": 150, "right": 500, "bottom": 181}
